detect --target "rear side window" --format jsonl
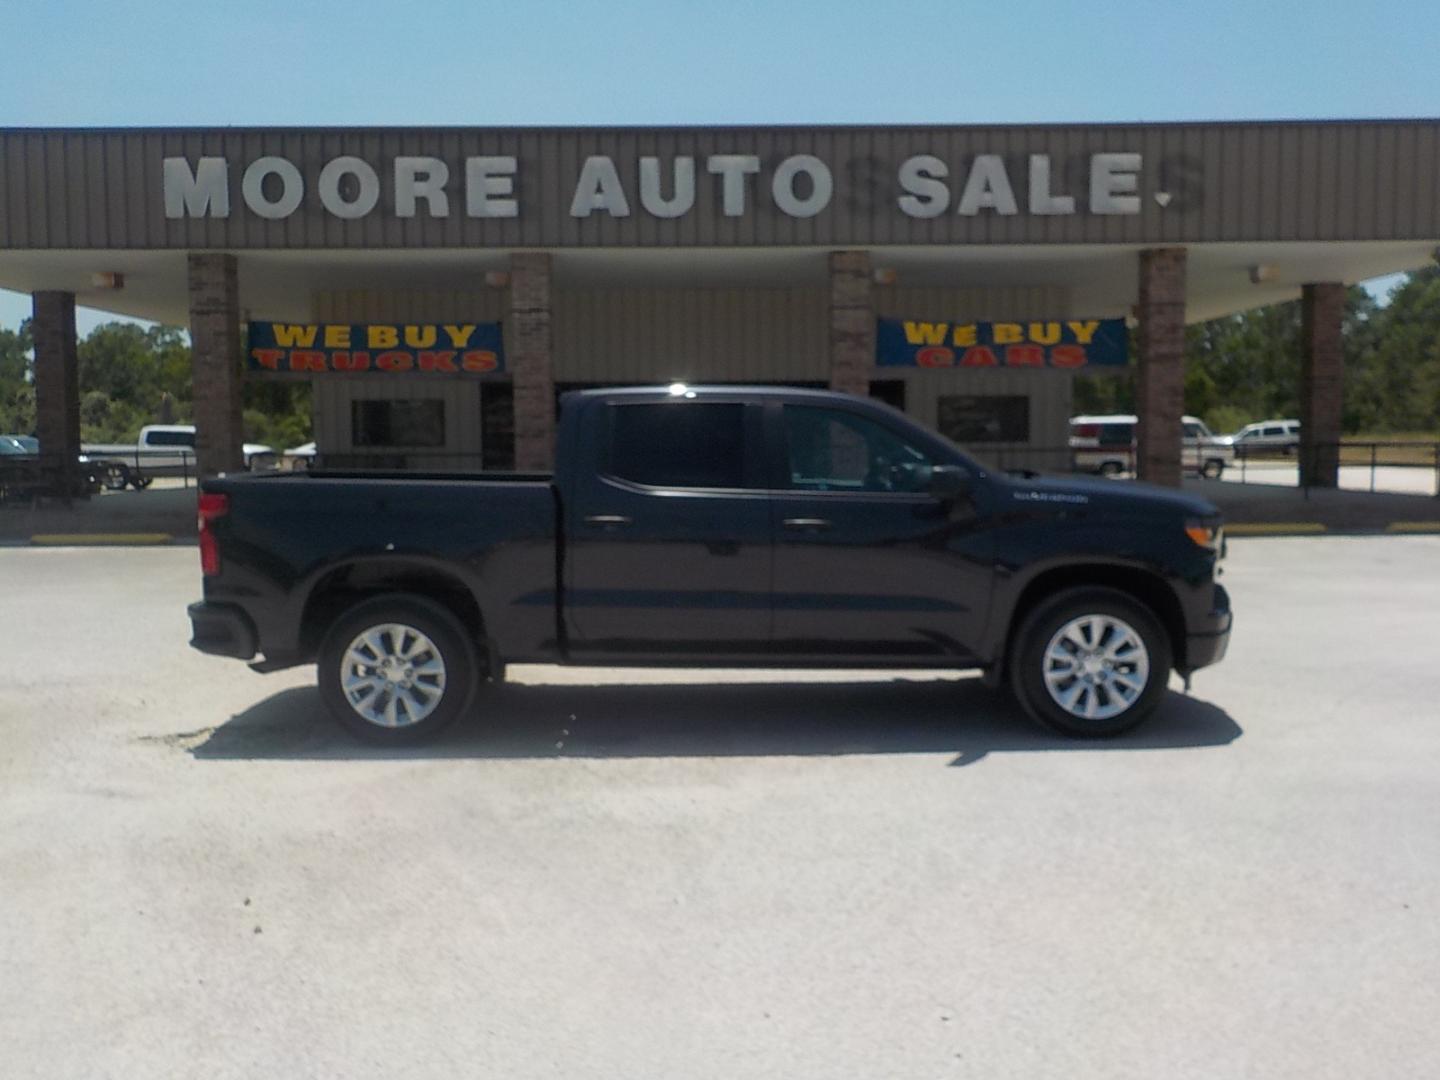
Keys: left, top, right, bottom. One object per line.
{"left": 1263, "top": 425, "right": 1286, "bottom": 437}
{"left": 1098, "top": 423, "right": 1135, "bottom": 447}
{"left": 145, "top": 429, "right": 196, "bottom": 447}
{"left": 607, "top": 402, "right": 746, "bottom": 489}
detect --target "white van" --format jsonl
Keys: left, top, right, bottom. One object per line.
{"left": 1069, "top": 414, "right": 1234, "bottom": 478}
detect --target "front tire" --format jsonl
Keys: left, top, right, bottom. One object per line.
{"left": 1010, "top": 587, "right": 1172, "bottom": 738}
{"left": 318, "top": 594, "right": 478, "bottom": 744}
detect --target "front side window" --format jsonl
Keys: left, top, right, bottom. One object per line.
{"left": 607, "top": 402, "right": 746, "bottom": 489}
{"left": 783, "top": 405, "right": 934, "bottom": 493}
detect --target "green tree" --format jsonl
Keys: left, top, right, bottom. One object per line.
{"left": 0, "top": 320, "right": 35, "bottom": 433}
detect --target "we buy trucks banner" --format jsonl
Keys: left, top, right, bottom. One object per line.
{"left": 246, "top": 322, "right": 504, "bottom": 376}
{"left": 876, "top": 317, "right": 1128, "bottom": 369}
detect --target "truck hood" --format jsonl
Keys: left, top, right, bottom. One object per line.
{"left": 995, "top": 471, "right": 1220, "bottom": 519}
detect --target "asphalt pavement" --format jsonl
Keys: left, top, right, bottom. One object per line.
{"left": 1, "top": 541, "right": 1437, "bottom": 1079}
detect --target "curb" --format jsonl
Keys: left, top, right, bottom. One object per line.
{"left": 1226, "top": 522, "right": 1440, "bottom": 538}
{"left": 1226, "top": 522, "right": 1326, "bottom": 536}
{"left": 29, "top": 533, "right": 176, "bottom": 546}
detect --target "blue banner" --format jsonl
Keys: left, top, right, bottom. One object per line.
{"left": 876, "top": 317, "right": 1128, "bottom": 369}
{"left": 246, "top": 321, "right": 504, "bottom": 376}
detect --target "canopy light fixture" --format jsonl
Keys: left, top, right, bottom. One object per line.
{"left": 1248, "top": 264, "right": 1279, "bottom": 284}
{"left": 90, "top": 272, "right": 124, "bottom": 290}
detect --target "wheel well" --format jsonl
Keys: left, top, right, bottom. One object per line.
{"left": 1004, "top": 564, "right": 1187, "bottom": 674}
{"left": 299, "top": 562, "right": 486, "bottom": 662}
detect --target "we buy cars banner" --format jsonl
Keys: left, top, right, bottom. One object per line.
{"left": 246, "top": 322, "right": 504, "bottom": 376}
{"left": 876, "top": 317, "right": 1127, "bottom": 369}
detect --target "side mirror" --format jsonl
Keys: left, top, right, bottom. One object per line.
{"left": 928, "top": 464, "right": 970, "bottom": 502}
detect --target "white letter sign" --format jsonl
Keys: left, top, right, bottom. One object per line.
{"left": 163, "top": 157, "right": 230, "bottom": 219}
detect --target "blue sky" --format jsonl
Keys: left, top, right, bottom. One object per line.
{"left": 2, "top": 0, "right": 1436, "bottom": 333}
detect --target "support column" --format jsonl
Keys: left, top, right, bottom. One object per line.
{"left": 187, "top": 253, "right": 244, "bottom": 476}
{"left": 1136, "top": 248, "right": 1188, "bottom": 487}
{"left": 829, "top": 251, "right": 873, "bottom": 397}
{"left": 31, "top": 291, "right": 82, "bottom": 496}
{"left": 1300, "top": 282, "right": 1345, "bottom": 488}
{"left": 509, "top": 253, "right": 555, "bottom": 471}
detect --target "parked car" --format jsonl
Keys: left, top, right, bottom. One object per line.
{"left": 282, "top": 441, "right": 318, "bottom": 470}
{"left": 1070, "top": 414, "right": 1235, "bottom": 479}
{"left": 189, "top": 385, "right": 1232, "bottom": 744}
{"left": 84, "top": 424, "right": 275, "bottom": 481}
{"left": 1228, "top": 419, "right": 1301, "bottom": 456}
{"left": 1, "top": 434, "right": 114, "bottom": 495}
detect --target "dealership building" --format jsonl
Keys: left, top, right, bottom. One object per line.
{"left": 1, "top": 121, "right": 1438, "bottom": 487}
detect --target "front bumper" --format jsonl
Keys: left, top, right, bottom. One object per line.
{"left": 187, "top": 600, "right": 258, "bottom": 660}
{"left": 1183, "top": 582, "right": 1232, "bottom": 672}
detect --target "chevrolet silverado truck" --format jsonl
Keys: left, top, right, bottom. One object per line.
{"left": 188, "top": 386, "right": 1231, "bottom": 743}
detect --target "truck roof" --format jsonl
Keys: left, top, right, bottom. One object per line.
{"left": 567, "top": 384, "right": 855, "bottom": 402}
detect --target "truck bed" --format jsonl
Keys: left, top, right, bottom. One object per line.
{"left": 201, "top": 470, "right": 560, "bottom": 665}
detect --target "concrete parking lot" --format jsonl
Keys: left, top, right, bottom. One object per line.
{"left": 2, "top": 539, "right": 1438, "bottom": 1079}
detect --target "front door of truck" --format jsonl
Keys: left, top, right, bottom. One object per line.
{"left": 766, "top": 402, "right": 993, "bottom": 662}
{"left": 564, "top": 396, "right": 771, "bottom": 659}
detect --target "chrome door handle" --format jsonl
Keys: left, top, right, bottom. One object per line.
{"left": 782, "top": 517, "right": 832, "bottom": 530}
{"left": 583, "top": 514, "right": 633, "bottom": 527}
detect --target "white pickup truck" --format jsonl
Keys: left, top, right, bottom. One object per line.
{"left": 84, "top": 425, "right": 275, "bottom": 485}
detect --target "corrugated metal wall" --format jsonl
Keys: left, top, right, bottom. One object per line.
{"left": 552, "top": 288, "right": 829, "bottom": 381}
{"left": 5, "top": 121, "right": 1438, "bottom": 249}
{"left": 308, "top": 283, "right": 1079, "bottom": 454}
{"left": 310, "top": 290, "right": 503, "bottom": 463}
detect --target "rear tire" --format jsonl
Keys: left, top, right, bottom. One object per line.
{"left": 1010, "top": 587, "right": 1172, "bottom": 738}
{"left": 318, "top": 593, "right": 478, "bottom": 744}
{"left": 1201, "top": 459, "right": 1225, "bottom": 479}
{"left": 1098, "top": 460, "right": 1125, "bottom": 477}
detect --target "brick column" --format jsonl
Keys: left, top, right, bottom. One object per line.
{"left": 509, "top": 253, "right": 555, "bottom": 471}
{"left": 829, "top": 251, "right": 874, "bottom": 397}
{"left": 1300, "top": 282, "right": 1345, "bottom": 488}
{"left": 187, "top": 253, "right": 244, "bottom": 476}
{"left": 31, "top": 291, "right": 83, "bottom": 497}
{"left": 1136, "top": 248, "right": 1188, "bottom": 487}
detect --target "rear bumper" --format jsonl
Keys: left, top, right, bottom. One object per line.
{"left": 187, "top": 600, "right": 258, "bottom": 660}
{"left": 1183, "top": 582, "right": 1232, "bottom": 672}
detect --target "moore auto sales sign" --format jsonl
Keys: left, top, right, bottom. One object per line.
{"left": 163, "top": 149, "right": 1159, "bottom": 224}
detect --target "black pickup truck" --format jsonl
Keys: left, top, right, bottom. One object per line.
{"left": 189, "top": 386, "right": 1231, "bottom": 742}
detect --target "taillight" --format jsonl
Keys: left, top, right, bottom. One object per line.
{"left": 198, "top": 492, "right": 229, "bottom": 576}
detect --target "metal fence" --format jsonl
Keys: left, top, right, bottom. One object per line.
{"left": 978, "top": 441, "right": 1440, "bottom": 497}
{"left": 0, "top": 448, "right": 202, "bottom": 503}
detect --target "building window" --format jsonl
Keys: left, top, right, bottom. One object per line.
{"left": 607, "top": 402, "right": 746, "bottom": 489}
{"left": 482, "top": 384, "right": 515, "bottom": 470}
{"left": 937, "top": 395, "right": 1030, "bottom": 443}
{"left": 351, "top": 399, "right": 446, "bottom": 448}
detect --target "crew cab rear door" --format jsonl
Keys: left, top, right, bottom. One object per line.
{"left": 563, "top": 394, "right": 771, "bottom": 659}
